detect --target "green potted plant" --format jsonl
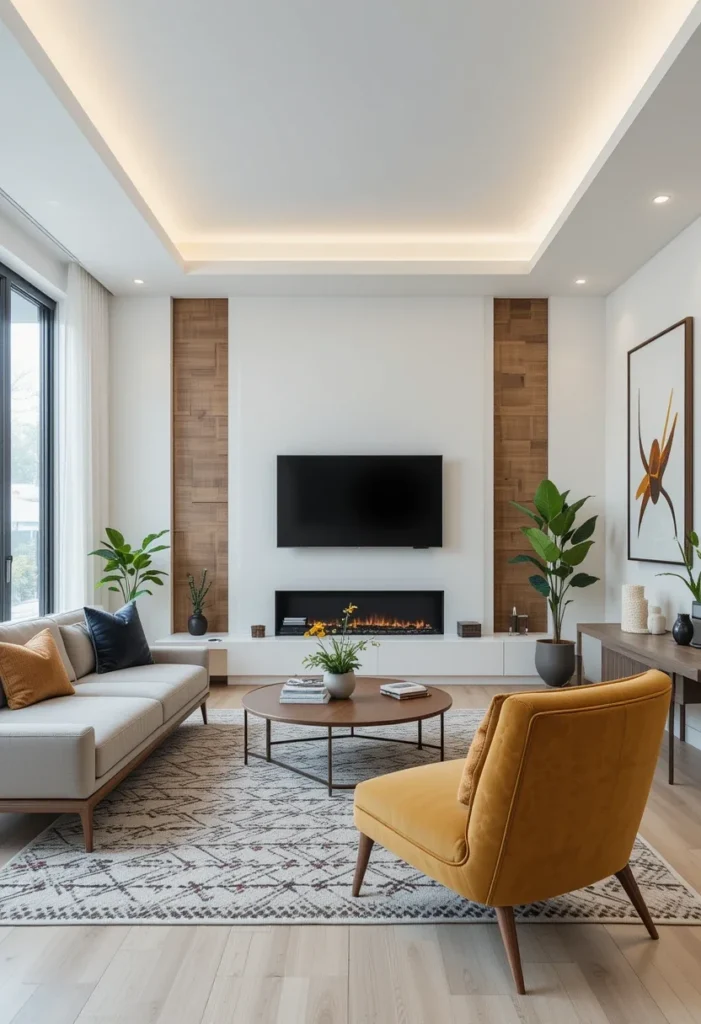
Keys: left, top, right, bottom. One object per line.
{"left": 656, "top": 531, "right": 701, "bottom": 645}
{"left": 89, "top": 528, "right": 169, "bottom": 602}
{"left": 187, "top": 569, "right": 212, "bottom": 636}
{"left": 510, "top": 480, "right": 599, "bottom": 686}
{"left": 303, "top": 603, "right": 379, "bottom": 699}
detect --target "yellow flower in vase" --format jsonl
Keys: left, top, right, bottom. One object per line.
{"left": 302, "top": 602, "right": 378, "bottom": 683}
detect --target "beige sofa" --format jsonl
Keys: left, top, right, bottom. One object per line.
{"left": 0, "top": 609, "right": 209, "bottom": 851}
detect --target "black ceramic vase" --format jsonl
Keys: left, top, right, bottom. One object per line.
{"left": 672, "top": 612, "right": 693, "bottom": 646}
{"left": 188, "top": 613, "right": 208, "bottom": 636}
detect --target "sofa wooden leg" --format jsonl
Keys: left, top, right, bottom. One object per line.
{"left": 352, "top": 834, "right": 374, "bottom": 897}
{"left": 201, "top": 702, "right": 208, "bottom": 724}
{"left": 495, "top": 906, "right": 525, "bottom": 995}
{"left": 80, "top": 807, "right": 94, "bottom": 853}
{"left": 615, "top": 863, "right": 658, "bottom": 939}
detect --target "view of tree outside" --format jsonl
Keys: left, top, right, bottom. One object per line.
{"left": 10, "top": 290, "right": 41, "bottom": 620}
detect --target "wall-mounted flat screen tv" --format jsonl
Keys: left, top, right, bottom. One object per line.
{"left": 277, "top": 455, "right": 443, "bottom": 547}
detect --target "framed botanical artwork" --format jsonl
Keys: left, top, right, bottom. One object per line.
{"left": 628, "top": 317, "right": 693, "bottom": 564}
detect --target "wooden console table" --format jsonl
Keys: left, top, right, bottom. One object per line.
{"left": 576, "top": 623, "right": 701, "bottom": 784}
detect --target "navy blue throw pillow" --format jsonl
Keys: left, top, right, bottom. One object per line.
{"left": 84, "top": 602, "right": 153, "bottom": 674}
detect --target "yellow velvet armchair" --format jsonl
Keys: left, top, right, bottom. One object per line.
{"left": 352, "top": 670, "right": 671, "bottom": 994}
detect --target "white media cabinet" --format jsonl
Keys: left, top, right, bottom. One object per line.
{"left": 155, "top": 632, "right": 547, "bottom": 685}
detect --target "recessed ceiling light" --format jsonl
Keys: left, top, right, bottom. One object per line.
{"left": 133, "top": 278, "right": 144, "bottom": 285}
{"left": 653, "top": 194, "right": 671, "bottom": 204}
{"left": 575, "top": 278, "right": 586, "bottom": 285}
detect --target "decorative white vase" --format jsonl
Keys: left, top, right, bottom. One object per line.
{"left": 647, "top": 605, "right": 666, "bottom": 635}
{"left": 621, "top": 584, "right": 649, "bottom": 634}
{"left": 323, "top": 670, "right": 356, "bottom": 699}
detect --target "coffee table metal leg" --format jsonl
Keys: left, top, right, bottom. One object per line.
{"left": 328, "top": 727, "right": 333, "bottom": 796}
{"left": 440, "top": 712, "right": 445, "bottom": 761}
{"left": 244, "top": 709, "right": 248, "bottom": 765}
{"left": 418, "top": 719, "right": 422, "bottom": 750}
{"left": 266, "top": 718, "right": 271, "bottom": 762}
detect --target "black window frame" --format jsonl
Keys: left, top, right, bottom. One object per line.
{"left": 0, "top": 260, "right": 56, "bottom": 620}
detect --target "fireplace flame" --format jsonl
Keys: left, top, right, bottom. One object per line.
{"left": 318, "top": 615, "right": 435, "bottom": 633}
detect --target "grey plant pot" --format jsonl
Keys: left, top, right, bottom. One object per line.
{"left": 534, "top": 639, "right": 575, "bottom": 688}
{"left": 691, "top": 602, "right": 701, "bottom": 648}
{"left": 323, "top": 670, "right": 356, "bottom": 699}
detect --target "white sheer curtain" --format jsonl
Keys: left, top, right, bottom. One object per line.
{"left": 56, "top": 263, "right": 110, "bottom": 610}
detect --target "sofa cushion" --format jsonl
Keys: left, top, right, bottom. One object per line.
{"left": 0, "top": 629, "right": 76, "bottom": 710}
{"left": 84, "top": 602, "right": 153, "bottom": 674}
{"left": 0, "top": 694, "right": 163, "bottom": 778}
{"left": 49, "top": 609, "right": 93, "bottom": 628}
{"left": 74, "top": 663, "right": 207, "bottom": 721}
{"left": 0, "top": 616, "right": 76, "bottom": 684}
{"left": 59, "top": 621, "right": 96, "bottom": 679}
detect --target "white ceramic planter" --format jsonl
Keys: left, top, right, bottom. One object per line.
{"left": 323, "top": 670, "right": 356, "bottom": 699}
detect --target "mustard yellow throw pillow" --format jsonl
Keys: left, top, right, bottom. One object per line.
{"left": 0, "top": 628, "right": 75, "bottom": 710}
{"left": 457, "top": 694, "right": 508, "bottom": 806}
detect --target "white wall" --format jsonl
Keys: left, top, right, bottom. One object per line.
{"left": 228, "top": 297, "right": 492, "bottom": 636}
{"left": 109, "top": 296, "right": 172, "bottom": 641}
{"left": 606, "top": 214, "right": 701, "bottom": 746}
{"left": 104, "top": 291, "right": 606, "bottom": 664}
{"left": 549, "top": 298, "right": 607, "bottom": 680}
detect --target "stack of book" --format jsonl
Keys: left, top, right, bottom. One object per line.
{"left": 279, "top": 616, "right": 309, "bottom": 636}
{"left": 380, "top": 681, "right": 429, "bottom": 700}
{"left": 279, "top": 677, "right": 330, "bottom": 704}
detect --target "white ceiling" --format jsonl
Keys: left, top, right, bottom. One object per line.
{"left": 1, "top": 0, "right": 701, "bottom": 295}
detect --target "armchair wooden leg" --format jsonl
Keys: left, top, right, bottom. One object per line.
{"left": 615, "top": 863, "right": 658, "bottom": 939}
{"left": 495, "top": 906, "right": 526, "bottom": 995}
{"left": 80, "top": 807, "right": 94, "bottom": 853}
{"left": 352, "top": 834, "right": 374, "bottom": 897}
{"left": 201, "top": 701, "right": 208, "bottom": 724}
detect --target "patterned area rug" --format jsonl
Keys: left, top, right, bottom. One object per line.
{"left": 1, "top": 708, "right": 700, "bottom": 925}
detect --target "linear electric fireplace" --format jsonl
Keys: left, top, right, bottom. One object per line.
{"left": 275, "top": 590, "right": 444, "bottom": 636}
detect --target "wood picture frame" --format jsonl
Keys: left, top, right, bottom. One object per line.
{"left": 627, "top": 317, "right": 693, "bottom": 564}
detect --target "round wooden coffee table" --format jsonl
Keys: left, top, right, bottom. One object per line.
{"left": 242, "top": 677, "right": 452, "bottom": 794}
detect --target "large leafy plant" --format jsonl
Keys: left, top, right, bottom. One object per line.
{"left": 89, "top": 528, "right": 169, "bottom": 603}
{"left": 510, "top": 481, "right": 599, "bottom": 643}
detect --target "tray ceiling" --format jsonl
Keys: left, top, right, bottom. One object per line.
{"left": 1, "top": 0, "right": 701, "bottom": 293}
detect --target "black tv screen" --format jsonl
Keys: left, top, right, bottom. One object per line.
{"left": 277, "top": 455, "right": 443, "bottom": 547}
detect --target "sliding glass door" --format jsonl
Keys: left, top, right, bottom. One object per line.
{"left": 0, "top": 262, "right": 55, "bottom": 621}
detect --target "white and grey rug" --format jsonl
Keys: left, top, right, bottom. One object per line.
{"left": 1, "top": 708, "right": 700, "bottom": 925}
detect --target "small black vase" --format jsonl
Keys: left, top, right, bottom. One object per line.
{"left": 188, "top": 613, "right": 208, "bottom": 636}
{"left": 672, "top": 612, "right": 693, "bottom": 646}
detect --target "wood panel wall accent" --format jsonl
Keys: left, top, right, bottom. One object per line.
{"left": 493, "top": 298, "right": 548, "bottom": 633}
{"left": 172, "top": 299, "right": 228, "bottom": 632}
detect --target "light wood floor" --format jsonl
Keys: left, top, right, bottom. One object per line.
{"left": 1, "top": 683, "right": 701, "bottom": 1024}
